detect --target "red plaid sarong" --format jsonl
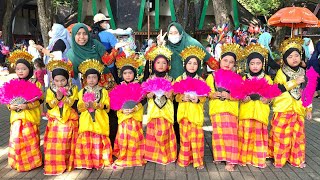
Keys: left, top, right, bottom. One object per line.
{"left": 74, "top": 131, "right": 112, "bottom": 169}
{"left": 177, "top": 118, "right": 204, "bottom": 168}
{"left": 8, "top": 120, "right": 42, "bottom": 172}
{"left": 238, "top": 119, "right": 268, "bottom": 168}
{"left": 43, "top": 112, "right": 78, "bottom": 175}
{"left": 211, "top": 113, "right": 238, "bottom": 164}
{"left": 113, "top": 118, "right": 145, "bottom": 167}
{"left": 144, "top": 118, "right": 177, "bottom": 165}
{"left": 268, "top": 112, "right": 305, "bottom": 168}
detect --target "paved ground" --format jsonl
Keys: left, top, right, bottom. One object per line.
{"left": 0, "top": 75, "right": 320, "bottom": 179}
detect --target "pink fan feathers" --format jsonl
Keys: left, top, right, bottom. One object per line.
{"left": 173, "top": 77, "right": 210, "bottom": 96}
{"left": 109, "top": 83, "right": 144, "bottom": 110}
{"left": 83, "top": 92, "right": 96, "bottom": 112}
{"left": 0, "top": 79, "right": 42, "bottom": 104}
{"left": 214, "top": 69, "right": 244, "bottom": 99}
{"left": 141, "top": 77, "right": 173, "bottom": 93}
{"left": 241, "top": 77, "right": 281, "bottom": 99}
{"left": 59, "top": 87, "right": 68, "bottom": 96}
{"left": 302, "top": 67, "right": 319, "bottom": 107}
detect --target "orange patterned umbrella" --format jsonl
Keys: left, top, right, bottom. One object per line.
{"left": 268, "top": 7, "right": 318, "bottom": 28}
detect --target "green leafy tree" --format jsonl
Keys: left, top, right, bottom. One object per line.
{"left": 239, "top": 0, "right": 281, "bottom": 16}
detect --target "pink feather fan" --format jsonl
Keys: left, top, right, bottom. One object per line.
{"left": 83, "top": 92, "right": 96, "bottom": 112}
{"left": 141, "top": 77, "right": 173, "bottom": 95}
{"left": 214, "top": 69, "right": 244, "bottom": 99}
{"left": 0, "top": 79, "right": 42, "bottom": 104}
{"left": 173, "top": 77, "right": 210, "bottom": 96}
{"left": 302, "top": 67, "right": 319, "bottom": 107}
{"left": 242, "top": 77, "right": 281, "bottom": 100}
{"left": 109, "top": 83, "right": 144, "bottom": 110}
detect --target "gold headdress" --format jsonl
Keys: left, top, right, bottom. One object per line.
{"left": 8, "top": 50, "right": 33, "bottom": 65}
{"left": 180, "top": 46, "right": 206, "bottom": 61}
{"left": 220, "top": 43, "right": 243, "bottom": 61}
{"left": 145, "top": 45, "right": 173, "bottom": 61}
{"left": 78, "top": 59, "right": 104, "bottom": 74}
{"left": 279, "top": 37, "right": 303, "bottom": 55}
{"left": 46, "top": 60, "right": 72, "bottom": 72}
{"left": 243, "top": 43, "right": 269, "bottom": 71}
{"left": 116, "top": 56, "right": 141, "bottom": 69}
{"left": 244, "top": 44, "right": 269, "bottom": 59}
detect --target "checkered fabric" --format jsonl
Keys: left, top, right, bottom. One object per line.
{"left": 8, "top": 120, "right": 42, "bottom": 172}
{"left": 113, "top": 118, "right": 145, "bottom": 167}
{"left": 177, "top": 118, "right": 204, "bottom": 168}
{"left": 268, "top": 112, "right": 305, "bottom": 168}
{"left": 74, "top": 131, "right": 112, "bottom": 169}
{"left": 144, "top": 118, "right": 177, "bottom": 165}
{"left": 43, "top": 113, "right": 78, "bottom": 175}
{"left": 238, "top": 119, "right": 268, "bottom": 168}
{"left": 211, "top": 113, "right": 238, "bottom": 164}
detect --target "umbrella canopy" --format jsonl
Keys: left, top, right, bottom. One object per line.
{"left": 67, "top": 23, "right": 92, "bottom": 34}
{"left": 268, "top": 6, "right": 318, "bottom": 28}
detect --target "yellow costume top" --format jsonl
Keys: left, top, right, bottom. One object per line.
{"left": 146, "top": 75, "right": 174, "bottom": 124}
{"left": 117, "top": 103, "right": 144, "bottom": 124}
{"left": 272, "top": 69, "right": 306, "bottom": 116}
{"left": 206, "top": 74, "right": 239, "bottom": 117}
{"left": 46, "top": 85, "right": 78, "bottom": 123}
{"left": 239, "top": 74, "right": 272, "bottom": 125}
{"left": 77, "top": 86, "right": 110, "bottom": 136}
{"left": 175, "top": 75, "right": 206, "bottom": 126}
{"left": 9, "top": 80, "right": 42, "bottom": 125}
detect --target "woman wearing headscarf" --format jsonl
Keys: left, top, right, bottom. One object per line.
{"left": 258, "top": 32, "right": 280, "bottom": 75}
{"left": 35, "top": 23, "right": 71, "bottom": 62}
{"left": 303, "top": 38, "right": 312, "bottom": 62}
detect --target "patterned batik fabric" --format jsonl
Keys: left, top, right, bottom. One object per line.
{"left": 177, "top": 118, "right": 204, "bottom": 168}
{"left": 74, "top": 131, "right": 113, "bottom": 169}
{"left": 113, "top": 118, "right": 145, "bottom": 167}
{"left": 268, "top": 112, "right": 305, "bottom": 168}
{"left": 43, "top": 114, "right": 78, "bottom": 175}
{"left": 144, "top": 118, "right": 177, "bottom": 165}
{"left": 238, "top": 119, "right": 268, "bottom": 168}
{"left": 211, "top": 112, "right": 239, "bottom": 164}
{"left": 8, "top": 120, "right": 42, "bottom": 172}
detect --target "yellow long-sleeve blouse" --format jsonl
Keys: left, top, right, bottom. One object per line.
{"left": 46, "top": 85, "right": 78, "bottom": 123}
{"left": 239, "top": 75, "right": 272, "bottom": 125}
{"left": 175, "top": 75, "right": 206, "bottom": 126}
{"left": 146, "top": 75, "right": 174, "bottom": 124}
{"left": 9, "top": 80, "right": 42, "bottom": 125}
{"left": 206, "top": 74, "right": 239, "bottom": 117}
{"left": 272, "top": 69, "right": 306, "bottom": 116}
{"left": 117, "top": 103, "right": 144, "bottom": 124}
{"left": 77, "top": 87, "right": 110, "bottom": 136}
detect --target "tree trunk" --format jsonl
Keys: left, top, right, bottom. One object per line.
{"left": 2, "top": 0, "right": 13, "bottom": 46}
{"left": 185, "top": 0, "right": 196, "bottom": 34}
{"left": 37, "top": 0, "right": 52, "bottom": 47}
{"left": 176, "top": 0, "right": 186, "bottom": 27}
{"left": 212, "top": 0, "right": 232, "bottom": 26}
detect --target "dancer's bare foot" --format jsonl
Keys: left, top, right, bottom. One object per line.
{"left": 225, "top": 163, "right": 235, "bottom": 171}
{"left": 299, "top": 163, "right": 306, "bottom": 168}
{"left": 197, "top": 165, "right": 204, "bottom": 170}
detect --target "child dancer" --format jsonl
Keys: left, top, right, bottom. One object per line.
{"left": 44, "top": 60, "right": 79, "bottom": 175}
{"left": 144, "top": 46, "right": 177, "bottom": 164}
{"left": 7, "top": 50, "right": 43, "bottom": 171}
{"left": 206, "top": 44, "right": 242, "bottom": 171}
{"left": 75, "top": 59, "right": 113, "bottom": 169}
{"left": 238, "top": 44, "right": 272, "bottom": 168}
{"left": 33, "top": 58, "right": 47, "bottom": 116}
{"left": 269, "top": 37, "right": 312, "bottom": 168}
{"left": 175, "top": 46, "right": 207, "bottom": 169}
{"left": 112, "top": 56, "right": 145, "bottom": 167}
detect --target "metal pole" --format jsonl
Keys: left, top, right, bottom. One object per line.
{"left": 147, "top": 0, "right": 150, "bottom": 39}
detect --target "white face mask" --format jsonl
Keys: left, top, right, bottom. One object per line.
{"left": 168, "top": 35, "right": 181, "bottom": 44}
{"left": 106, "top": 23, "right": 110, "bottom": 30}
